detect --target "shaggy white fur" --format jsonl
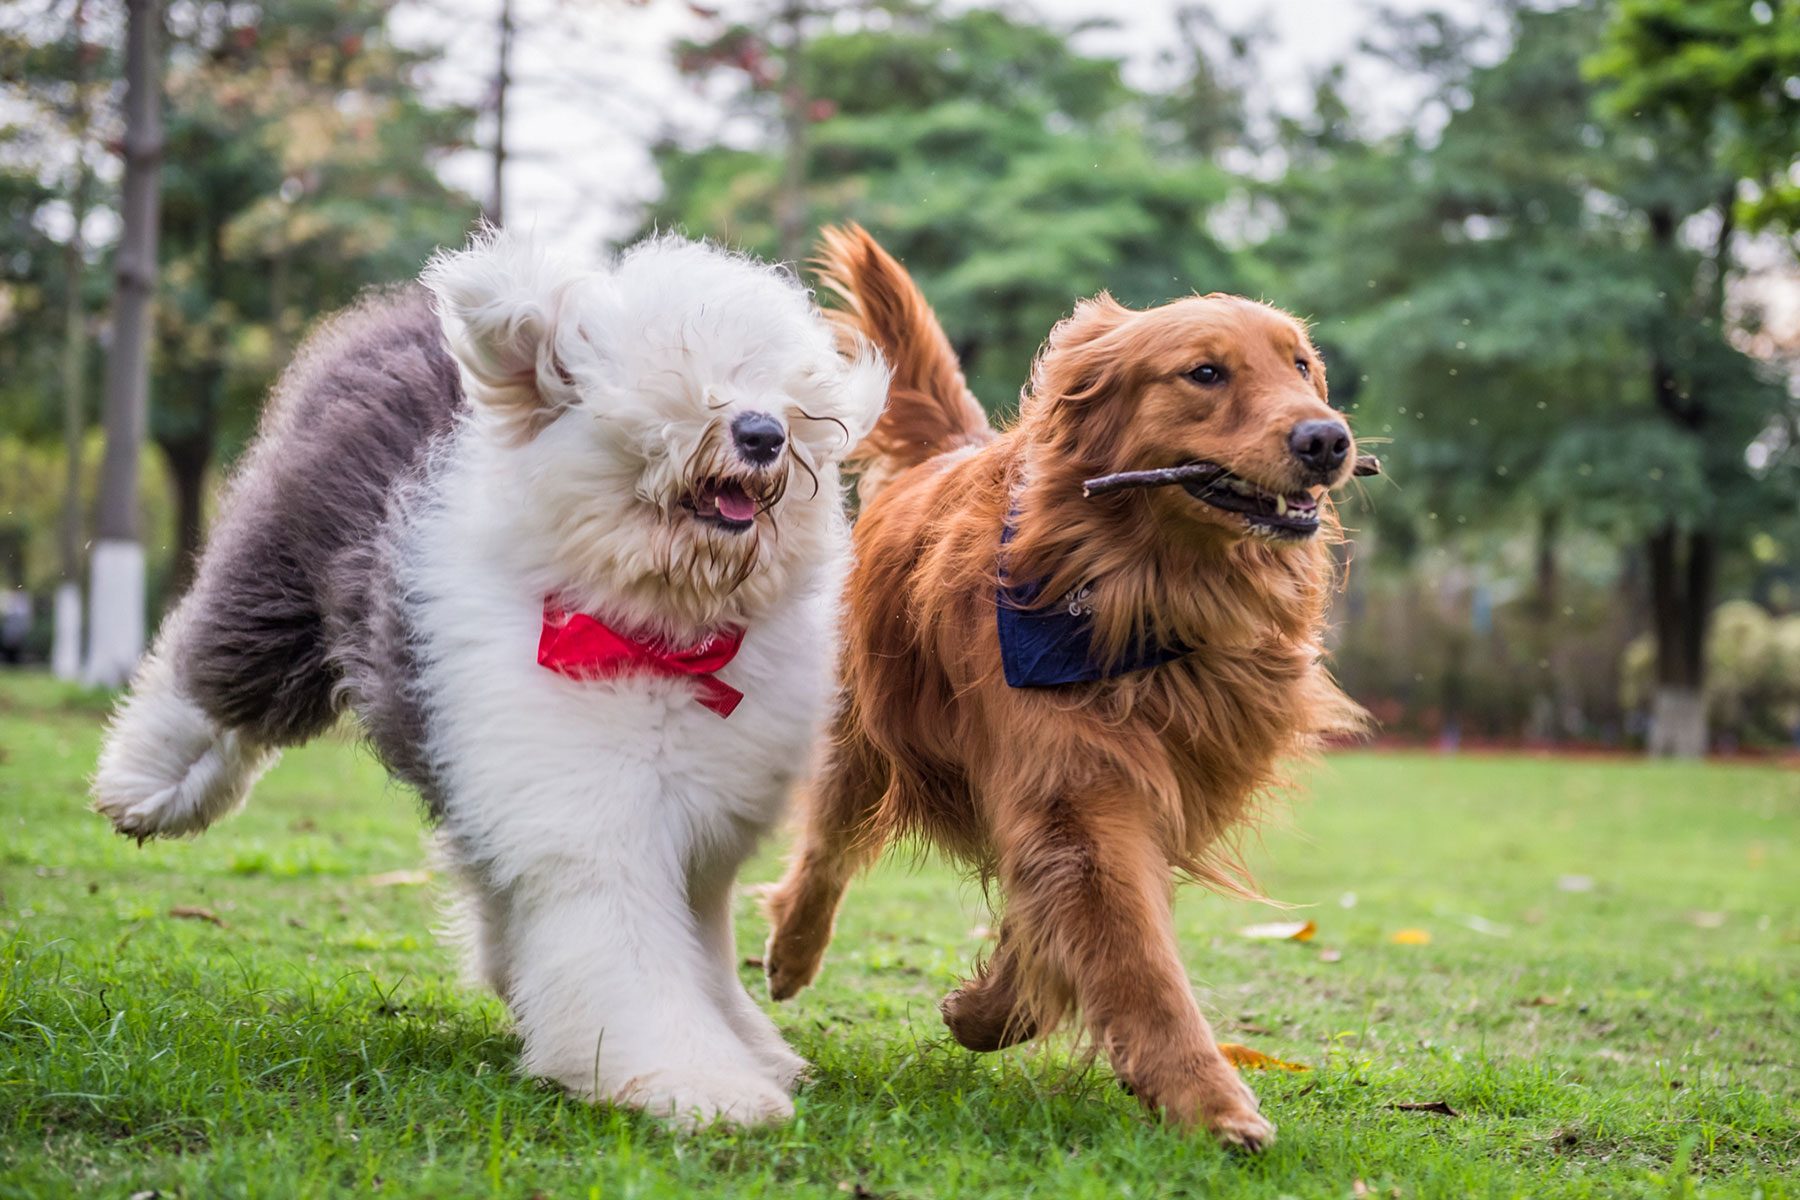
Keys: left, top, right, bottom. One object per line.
{"left": 412, "top": 233, "right": 884, "bottom": 1123}
{"left": 94, "top": 230, "right": 887, "bottom": 1128}
{"left": 93, "top": 604, "right": 280, "bottom": 840}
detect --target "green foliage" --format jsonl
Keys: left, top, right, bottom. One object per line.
{"left": 648, "top": 1, "right": 1246, "bottom": 412}
{"left": 0, "top": 0, "right": 110, "bottom": 443}
{"left": 3, "top": 675, "right": 1797, "bottom": 1196}
{"left": 152, "top": 0, "right": 480, "bottom": 464}
{"left": 1621, "top": 599, "right": 1800, "bottom": 740}
{"left": 1589, "top": 0, "right": 1800, "bottom": 233}
{"left": 1262, "top": 2, "right": 1792, "bottom": 569}
{"left": 0, "top": 165, "right": 68, "bottom": 441}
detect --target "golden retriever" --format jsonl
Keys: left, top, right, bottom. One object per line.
{"left": 764, "top": 225, "right": 1367, "bottom": 1149}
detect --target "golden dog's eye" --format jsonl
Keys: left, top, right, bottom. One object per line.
{"left": 1296, "top": 358, "right": 1311, "bottom": 378}
{"left": 1188, "top": 364, "right": 1226, "bottom": 386}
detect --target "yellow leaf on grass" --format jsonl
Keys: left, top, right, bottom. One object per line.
{"left": 1218, "top": 1042, "right": 1310, "bottom": 1072}
{"left": 365, "top": 869, "right": 432, "bottom": 888}
{"left": 1390, "top": 928, "right": 1432, "bottom": 945}
{"left": 1239, "top": 920, "right": 1317, "bottom": 942}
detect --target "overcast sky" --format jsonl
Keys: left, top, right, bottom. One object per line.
{"left": 392, "top": 0, "right": 1491, "bottom": 256}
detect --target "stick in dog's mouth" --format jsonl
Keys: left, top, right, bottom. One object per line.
{"left": 1081, "top": 454, "right": 1381, "bottom": 499}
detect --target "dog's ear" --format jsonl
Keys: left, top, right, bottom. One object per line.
{"left": 422, "top": 227, "right": 582, "bottom": 441}
{"left": 1028, "top": 292, "right": 1134, "bottom": 409}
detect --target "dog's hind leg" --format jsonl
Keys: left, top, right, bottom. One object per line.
{"left": 939, "top": 923, "right": 1039, "bottom": 1052}
{"left": 763, "top": 709, "right": 887, "bottom": 1001}
{"left": 93, "top": 608, "right": 278, "bottom": 841}
{"left": 994, "top": 785, "right": 1275, "bottom": 1152}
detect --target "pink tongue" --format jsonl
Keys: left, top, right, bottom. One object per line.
{"left": 716, "top": 490, "right": 757, "bottom": 522}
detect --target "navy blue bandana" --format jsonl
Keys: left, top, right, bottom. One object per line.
{"left": 996, "top": 517, "right": 1193, "bottom": 688}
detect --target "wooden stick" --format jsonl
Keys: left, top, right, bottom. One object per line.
{"left": 1081, "top": 463, "right": 1227, "bottom": 498}
{"left": 1082, "top": 454, "right": 1383, "bottom": 498}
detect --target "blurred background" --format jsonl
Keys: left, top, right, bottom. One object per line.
{"left": 1, "top": 0, "right": 1796, "bottom": 757}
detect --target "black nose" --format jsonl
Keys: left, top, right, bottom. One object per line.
{"left": 731, "top": 411, "right": 786, "bottom": 466}
{"left": 1288, "top": 419, "right": 1350, "bottom": 476}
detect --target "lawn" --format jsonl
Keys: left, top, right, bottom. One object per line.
{"left": 1, "top": 671, "right": 1796, "bottom": 1199}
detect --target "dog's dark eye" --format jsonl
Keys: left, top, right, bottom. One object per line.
{"left": 1296, "top": 358, "right": 1311, "bottom": 379}
{"left": 1188, "top": 364, "right": 1226, "bottom": 386}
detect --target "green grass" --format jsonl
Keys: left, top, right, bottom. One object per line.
{"left": 1, "top": 671, "right": 1796, "bottom": 1198}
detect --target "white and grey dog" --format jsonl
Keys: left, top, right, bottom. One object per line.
{"left": 92, "top": 231, "right": 888, "bottom": 1126}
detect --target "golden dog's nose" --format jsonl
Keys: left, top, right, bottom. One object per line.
{"left": 1288, "top": 419, "right": 1350, "bottom": 478}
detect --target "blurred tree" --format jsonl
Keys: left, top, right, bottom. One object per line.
{"left": 1261, "top": 1, "right": 1794, "bottom": 756}
{"left": 0, "top": 0, "right": 112, "bottom": 674}
{"left": 150, "top": 0, "right": 478, "bottom": 591}
{"left": 652, "top": 1, "right": 1247, "bottom": 412}
{"left": 54, "top": 0, "right": 98, "bottom": 678}
{"left": 488, "top": 0, "right": 512, "bottom": 225}
{"left": 1589, "top": 0, "right": 1800, "bottom": 235}
{"left": 86, "top": 0, "right": 163, "bottom": 687}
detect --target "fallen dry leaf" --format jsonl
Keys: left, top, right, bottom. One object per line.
{"left": 169, "top": 906, "right": 224, "bottom": 927}
{"left": 1390, "top": 1100, "right": 1460, "bottom": 1117}
{"left": 1218, "top": 1042, "right": 1310, "bottom": 1072}
{"left": 1686, "top": 910, "right": 1726, "bottom": 929}
{"left": 1522, "top": 995, "right": 1560, "bottom": 1007}
{"left": 364, "top": 869, "right": 431, "bottom": 888}
{"left": 1239, "top": 920, "right": 1317, "bottom": 942}
{"left": 1556, "top": 874, "right": 1595, "bottom": 893}
{"left": 1389, "top": 928, "right": 1432, "bottom": 946}
{"left": 1352, "top": 1181, "right": 1372, "bottom": 1199}
{"left": 1318, "top": 947, "right": 1343, "bottom": 963}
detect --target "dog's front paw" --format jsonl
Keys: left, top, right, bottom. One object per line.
{"left": 755, "top": 1043, "right": 812, "bottom": 1093}
{"left": 763, "top": 934, "right": 822, "bottom": 1002}
{"left": 1130, "top": 1060, "right": 1277, "bottom": 1152}
{"left": 761, "top": 886, "right": 829, "bottom": 1001}
{"left": 1205, "top": 1104, "right": 1276, "bottom": 1152}
{"left": 619, "top": 1069, "right": 796, "bottom": 1130}
{"left": 1197, "top": 1078, "right": 1276, "bottom": 1153}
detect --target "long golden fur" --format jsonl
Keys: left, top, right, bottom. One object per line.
{"left": 765, "top": 226, "right": 1366, "bottom": 1150}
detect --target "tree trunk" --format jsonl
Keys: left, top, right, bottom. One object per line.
{"left": 53, "top": 0, "right": 93, "bottom": 681}
{"left": 1645, "top": 523, "right": 1714, "bottom": 758}
{"left": 775, "top": 0, "right": 808, "bottom": 265}
{"left": 487, "top": 0, "right": 512, "bottom": 227}
{"left": 158, "top": 431, "right": 210, "bottom": 600}
{"left": 1530, "top": 509, "right": 1569, "bottom": 743}
{"left": 85, "top": 0, "right": 163, "bottom": 687}
{"left": 1638, "top": 194, "right": 1724, "bottom": 759}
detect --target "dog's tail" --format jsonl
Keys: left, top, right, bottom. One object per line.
{"left": 92, "top": 604, "right": 278, "bottom": 842}
{"left": 814, "top": 224, "right": 994, "bottom": 502}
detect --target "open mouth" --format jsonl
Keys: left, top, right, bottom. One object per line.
{"left": 1182, "top": 467, "right": 1321, "bottom": 538}
{"left": 681, "top": 476, "right": 761, "bottom": 532}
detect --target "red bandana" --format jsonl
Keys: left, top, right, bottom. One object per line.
{"left": 537, "top": 600, "right": 745, "bottom": 718}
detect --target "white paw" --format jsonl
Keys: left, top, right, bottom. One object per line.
{"left": 723, "top": 1000, "right": 811, "bottom": 1091}
{"left": 617, "top": 1069, "right": 796, "bottom": 1130}
{"left": 753, "top": 1043, "right": 811, "bottom": 1093}
{"left": 93, "top": 675, "right": 274, "bottom": 840}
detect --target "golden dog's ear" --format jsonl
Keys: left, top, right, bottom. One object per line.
{"left": 1028, "top": 293, "right": 1134, "bottom": 409}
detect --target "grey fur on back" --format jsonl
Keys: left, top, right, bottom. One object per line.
{"left": 177, "top": 285, "right": 463, "bottom": 809}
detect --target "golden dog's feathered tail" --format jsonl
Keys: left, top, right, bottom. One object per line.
{"left": 813, "top": 224, "right": 995, "bottom": 502}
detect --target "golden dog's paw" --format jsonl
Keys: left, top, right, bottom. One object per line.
{"left": 1203, "top": 1103, "right": 1276, "bottom": 1153}
{"left": 763, "top": 928, "right": 825, "bottom": 1001}
{"left": 760, "top": 880, "right": 832, "bottom": 1001}
{"left": 938, "top": 979, "right": 1037, "bottom": 1053}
